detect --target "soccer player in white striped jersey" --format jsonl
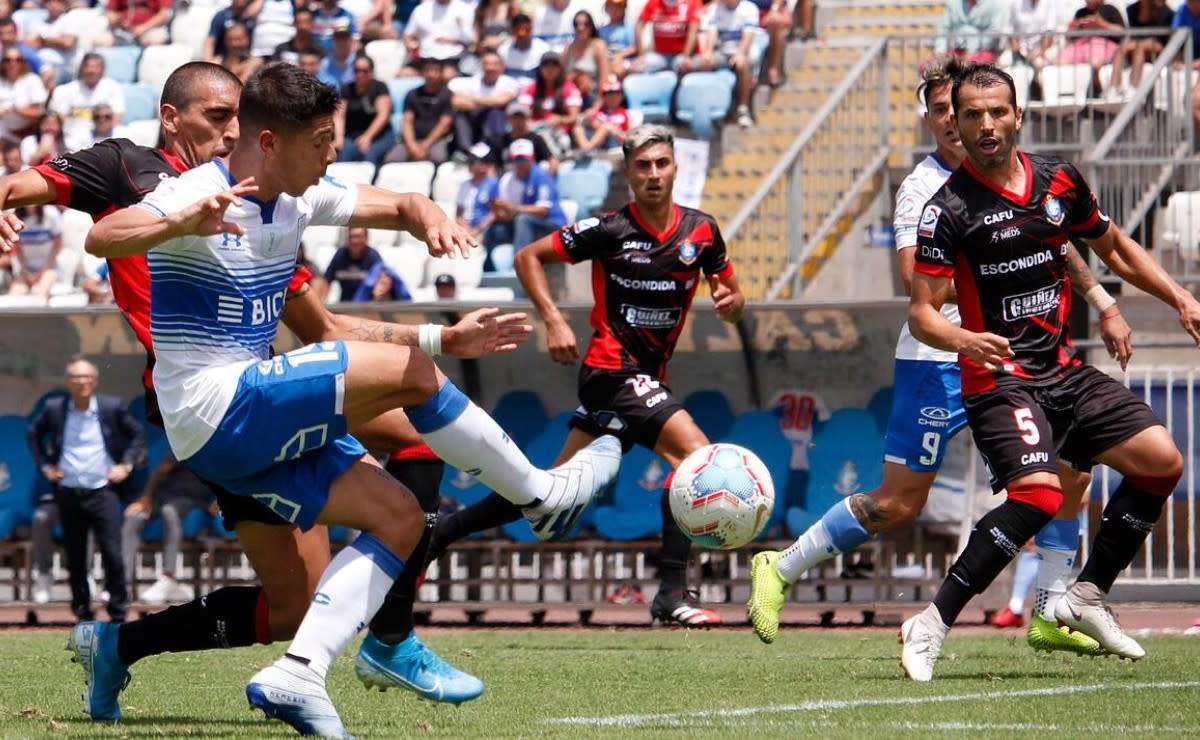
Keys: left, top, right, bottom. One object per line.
{"left": 86, "top": 63, "right": 622, "bottom": 739}
{"left": 746, "top": 54, "right": 1133, "bottom": 659}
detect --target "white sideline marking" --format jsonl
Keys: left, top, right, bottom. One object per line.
{"left": 543, "top": 681, "right": 1200, "bottom": 728}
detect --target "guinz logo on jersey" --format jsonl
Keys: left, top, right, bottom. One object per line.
{"left": 917, "top": 204, "right": 942, "bottom": 238}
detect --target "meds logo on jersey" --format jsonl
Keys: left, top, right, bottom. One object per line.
{"left": 917, "top": 204, "right": 942, "bottom": 238}
{"left": 1043, "top": 196, "right": 1065, "bottom": 226}
{"left": 677, "top": 241, "right": 698, "bottom": 265}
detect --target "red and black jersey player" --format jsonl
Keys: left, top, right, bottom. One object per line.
{"left": 898, "top": 63, "right": 1200, "bottom": 681}
{"left": 432, "top": 124, "right": 746, "bottom": 625}
{"left": 0, "top": 62, "right": 497, "bottom": 721}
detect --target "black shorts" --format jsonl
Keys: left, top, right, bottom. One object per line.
{"left": 966, "top": 365, "right": 1162, "bottom": 492}
{"left": 216, "top": 487, "right": 292, "bottom": 529}
{"left": 567, "top": 366, "right": 685, "bottom": 453}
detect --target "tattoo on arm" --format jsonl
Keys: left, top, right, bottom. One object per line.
{"left": 1065, "top": 242, "right": 1098, "bottom": 294}
{"left": 343, "top": 318, "right": 400, "bottom": 344}
{"left": 848, "top": 493, "right": 886, "bottom": 528}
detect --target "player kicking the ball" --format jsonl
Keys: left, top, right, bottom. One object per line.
{"left": 747, "top": 55, "right": 1131, "bottom": 656}
{"left": 84, "top": 63, "right": 620, "bottom": 737}
{"left": 900, "top": 63, "right": 1200, "bottom": 680}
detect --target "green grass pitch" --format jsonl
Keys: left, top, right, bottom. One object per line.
{"left": 0, "top": 629, "right": 1198, "bottom": 738}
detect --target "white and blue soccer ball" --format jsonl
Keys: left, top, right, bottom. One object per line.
{"left": 668, "top": 443, "right": 775, "bottom": 550}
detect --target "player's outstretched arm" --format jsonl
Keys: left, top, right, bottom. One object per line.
{"left": 515, "top": 233, "right": 578, "bottom": 365}
{"left": 0, "top": 169, "right": 57, "bottom": 251}
{"left": 1086, "top": 224, "right": 1200, "bottom": 347}
{"left": 1065, "top": 242, "right": 1132, "bottom": 369}
{"left": 347, "top": 184, "right": 478, "bottom": 259}
{"left": 710, "top": 273, "right": 745, "bottom": 323}
{"left": 85, "top": 178, "right": 258, "bottom": 258}
{"left": 281, "top": 282, "right": 532, "bottom": 357}
{"left": 910, "top": 271, "right": 1012, "bottom": 370}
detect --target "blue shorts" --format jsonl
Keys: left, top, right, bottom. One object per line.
{"left": 185, "top": 341, "right": 367, "bottom": 531}
{"left": 882, "top": 359, "right": 968, "bottom": 472}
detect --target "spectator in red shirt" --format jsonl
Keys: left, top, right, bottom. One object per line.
{"left": 629, "top": 0, "right": 703, "bottom": 73}
{"left": 573, "top": 74, "right": 629, "bottom": 152}
{"left": 94, "top": 0, "right": 170, "bottom": 47}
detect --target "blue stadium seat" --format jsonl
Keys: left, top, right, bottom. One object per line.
{"left": 721, "top": 410, "right": 792, "bottom": 538}
{"left": 622, "top": 71, "right": 677, "bottom": 122}
{"left": 139, "top": 506, "right": 213, "bottom": 542}
{"left": 0, "top": 414, "right": 39, "bottom": 529}
{"left": 0, "top": 506, "right": 19, "bottom": 540}
{"left": 805, "top": 408, "right": 885, "bottom": 516}
{"left": 29, "top": 389, "right": 67, "bottom": 420}
{"left": 501, "top": 412, "right": 574, "bottom": 542}
{"left": 389, "top": 77, "right": 424, "bottom": 108}
{"left": 867, "top": 385, "right": 894, "bottom": 437}
{"left": 592, "top": 445, "right": 668, "bottom": 540}
{"left": 557, "top": 158, "right": 613, "bottom": 217}
{"left": 121, "top": 83, "right": 159, "bottom": 123}
{"left": 492, "top": 390, "right": 549, "bottom": 449}
{"left": 95, "top": 46, "right": 141, "bottom": 84}
{"left": 674, "top": 72, "right": 734, "bottom": 138}
{"left": 486, "top": 244, "right": 515, "bottom": 274}
{"left": 683, "top": 390, "right": 735, "bottom": 441}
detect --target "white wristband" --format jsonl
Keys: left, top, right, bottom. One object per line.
{"left": 418, "top": 324, "right": 443, "bottom": 356}
{"left": 1084, "top": 284, "right": 1117, "bottom": 314}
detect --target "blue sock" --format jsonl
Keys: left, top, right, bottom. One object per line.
{"left": 1034, "top": 517, "right": 1079, "bottom": 552}
{"left": 821, "top": 497, "right": 873, "bottom": 552}
{"left": 406, "top": 381, "right": 470, "bottom": 434}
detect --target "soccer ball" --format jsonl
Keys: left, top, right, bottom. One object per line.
{"left": 668, "top": 443, "right": 775, "bottom": 550}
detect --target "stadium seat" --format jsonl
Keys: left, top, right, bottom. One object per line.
{"left": 622, "top": 71, "right": 677, "bottom": 122}
{"left": 487, "top": 243, "right": 515, "bottom": 274}
{"left": 674, "top": 72, "right": 734, "bottom": 138}
{"left": 431, "top": 161, "right": 470, "bottom": 203}
{"left": 1163, "top": 190, "right": 1200, "bottom": 262}
{"left": 381, "top": 240, "right": 430, "bottom": 288}
{"left": 500, "top": 412, "right": 574, "bottom": 542}
{"left": 557, "top": 158, "right": 613, "bottom": 216}
{"left": 120, "top": 83, "right": 159, "bottom": 123}
{"left": 866, "top": 385, "right": 894, "bottom": 437}
{"left": 805, "top": 408, "right": 885, "bottom": 516}
{"left": 682, "top": 390, "right": 735, "bottom": 441}
{"left": 592, "top": 445, "right": 669, "bottom": 540}
{"left": 0, "top": 414, "right": 38, "bottom": 530}
{"left": 721, "top": 410, "right": 791, "bottom": 537}
{"left": 137, "top": 44, "right": 193, "bottom": 92}
{"left": 560, "top": 199, "right": 579, "bottom": 225}
{"left": 0, "top": 506, "right": 20, "bottom": 540}
{"left": 12, "top": 8, "right": 48, "bottom": 31}
{"left": 364, "top": 39, "right": 407, "bottom": 83}
{"left": 491, "top": 390, "right": 549, "bottom": 449}
{"left": 169, "top": 4, "right": 219, "bottom": 61}
{"left": 1027, "top": 64, "right": 1092, "bottom": 117}
{"left": 122, "top": 119, "right": 160, "bottom": 147}
{"left": 425, "top": 246, "right": 485, "bottom": 289}
{"left": 303, "top": 225, "right": 342, "bottom": 255}
{"left": 325, "top": 161, "right": 377, "bottom": 186}
{"left": 94, "top": 46, "right": 141, "bottom": 84}
{"left": 1005, "top": 64, "right": 1034, "bottom": 110}
{"left": 375, "top": 160, "right": 436, "bottom": 195}
{"left": 389, "top": 77, "right": 424, "bottom": 111}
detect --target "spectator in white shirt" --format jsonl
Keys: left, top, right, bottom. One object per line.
{"left": 679, "top": 0, "right": 758, "bottom": 127}
{"left": 70, "top": 102, "right": 119, "bottom": 150}
{"left": 0, "top": 49, "right": 46, "bottom": 142}
{"left": 26, "top": 0, "right": 81, "bottom": 85}
{"left": 251, "top": 0, "right": 298, "bottom": 59}
{"left": 498, "top": 14, "right": 551, "bottom": 78}
{"left": 450, "top": 48, "right": 520, "bottom": 151}
{"left": 533, "top": 0, "right": 577, "bottom": 52}
{"left": 1006, "top": 0, "right": 1060, "bottom": 69}
{"left": 404, "top": 0, "right": 474, "bottom": 79}
{"left": 7, "top": 204, "right": 62, "bottom": 304}
{"left": 48, "top": 53, "right": 125, "bottom": 152}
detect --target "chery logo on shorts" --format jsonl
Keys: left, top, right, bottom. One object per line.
{"left": 1003, "top": 281, "right": 1061, "bottom": 321}
{"left": 919, "top": 406, "right": 952, "bottom": 428}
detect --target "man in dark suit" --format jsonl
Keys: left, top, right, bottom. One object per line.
{"left": 27, "top": 356, "right": 146, "bottom": 622}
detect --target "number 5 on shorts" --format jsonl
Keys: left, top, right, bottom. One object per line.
{"left": 1013, "top": 407, "right": 1040, "bottom": 445}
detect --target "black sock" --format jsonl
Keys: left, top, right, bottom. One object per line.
{"left": 658, "top": 483, "right": 690, "bottom": 590}
{"left": 1078, "top": 481, "right": 1168, "bottom": 593}
{"left": 369, "top": 458, "right": 445, "bottom": 645}
{"left": 933, "top": 500, "right": 1051, "bottom": 626}
{"left": 116, "top": 585, "right": 263, "bottom": 666}
{"left": 429, "top": 492, "right": 521, "bottom": 562}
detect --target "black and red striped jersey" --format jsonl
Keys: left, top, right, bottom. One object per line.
{"left": 551, "top": 202, "right": 734, "bottom": 378}
{"left": 914, "top": 151, "right": 1110, "bottom": 396}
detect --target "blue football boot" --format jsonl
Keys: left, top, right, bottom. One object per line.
{"left": 66, "top": 621, "right": 131, "bottom": 722}
{"left": 355, "top": 632, "right": 484, "bottom": 704}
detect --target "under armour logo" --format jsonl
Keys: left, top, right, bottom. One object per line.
{"left": 220, "top": 232, "right": 243, "bottom": 250}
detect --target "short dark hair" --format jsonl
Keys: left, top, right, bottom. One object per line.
{"left": 951, "top": 62, "right": 1018, "bottom": 114}
{"left": 239, "top": 62, "right": 340, "bottom": 134}
{"left": 916, "top": 53, "right": 965, "bottom": 107}
{"left": 0, "top": 140, "right": 18, "bottom": 155}
{"left": 511, "top": 12, "right": 531, "bottom": 27}
{"left": 294, "top": 5, "right": 313, "bottom": 18}
{"left": 161, "top": 62, "right": 242, "bottom": 112}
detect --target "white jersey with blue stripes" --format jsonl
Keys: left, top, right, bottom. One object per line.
{"left": 892, "top": 152, "right": 960, "bottom": 363}
{"left": 138, "top": 160, "right": 359, "bottom": 460}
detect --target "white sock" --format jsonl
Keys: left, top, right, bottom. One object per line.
{"left": 1008, "top": 549, "right": 1039, "bottom": 613}
{"left": 286, "top": 534, "right": 404, "bottom": 678}
{"left": 1033, "top": 546, "right": 1074, "bottom": 620}
{"left": 776, "top": 521, "right": 836, "bottom": 583}
{"left": 408, "top": 383, "right": 549, "bottom": 506}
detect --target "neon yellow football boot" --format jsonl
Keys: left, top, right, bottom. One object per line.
{"left": 747, "top": 550, "right": 790, "bottom": 644}
{"left": 1026, "top": 611, "right": 1106, "bottom": 657}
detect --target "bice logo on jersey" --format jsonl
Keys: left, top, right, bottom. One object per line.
{"left": 917, "top": 204, "right": 942, "bottom": 238}
{"left": 1043, "top": 196, "right": 1065, "bottom": 226}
